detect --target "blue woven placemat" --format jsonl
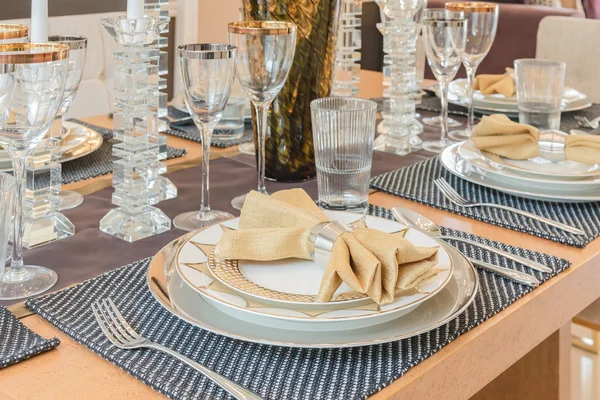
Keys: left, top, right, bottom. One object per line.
{"left": 25, "top": 205, "right": 570, "bottom": 400}
{"left": 0, "top": 305, "right": 60, "bottom": 369}
{"left": 62, "top": 120, "right": 187, "bottom": 185}
{"left": 370, "top": 157, "right": 600, "bottom": 248}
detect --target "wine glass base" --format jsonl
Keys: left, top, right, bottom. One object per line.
{"left": 422, "top": 139, "right": 455, "bottom": 154}
{"left": 173, "top": 210, "right": 234, "bottom": 232}
{"left": 448, "top": 129, "right": 470, "bottom": 142}
{"left": 238, "top": 142, "right": 255, "bottom": 155}
{"left": 0, "top": 265, "right": 58, "bottom": 300}
{"left": 231, "top": 194, "right": 247, "bottom": 211}
{"left": 422, "top": 116, "right": 462, "bottom": 128}
{"left": 56, "top": 190, "right": 84, "bottom": 211}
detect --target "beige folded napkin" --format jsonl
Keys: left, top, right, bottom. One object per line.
{"left": 216, "top": 189, "right": 439, "bottom": 305}
{"left": 565, "top": 135, "right": 600, "bottom": 165}
{"left": 472, "top": 114, "right": 540, "bottom": 160}
{"left": 474, "top": 68, "right": 515, "bottom": 98}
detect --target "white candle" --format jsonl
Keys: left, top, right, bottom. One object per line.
{"left": 30, "top": 0, "right": 48, "bottom": 42}
{"left": 127, "top": 0, "right": 144, "bottom": 19}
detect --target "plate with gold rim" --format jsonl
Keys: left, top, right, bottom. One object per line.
{"left": 147, "top": 232, "right": 478, "bottom": 348}
{"left": 0, "top": 121, "right": 103, "bottom": 171}
{"left": 174, "top": 211, "right": 455, "bottom": 331}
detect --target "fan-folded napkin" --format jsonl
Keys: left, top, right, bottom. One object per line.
{"left": 474, "top": 68, "right": 515, "bottom": 98}
{"left": 472, "top": 114, "right": 600, "bottom": 165}
{"left": 216, "top": 189, "right": 439, "bottom": 305}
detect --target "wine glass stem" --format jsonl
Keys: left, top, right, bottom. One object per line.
{"left": 199, "top": 124, "right": 213, "bottom": 219}
{"left": 466, "top": 65, "right": 477, "bottom": 134}
{"left": 439, "top": 80, "right": 449, "bottom": 142}
{"left": 7, "top": 154, "right": 26, "bottom": 280}
{"left": 254, "top": 101, "right": 270, "bottom": 195}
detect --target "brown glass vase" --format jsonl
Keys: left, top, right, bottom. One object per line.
{"left": 243, "top": 0, "right": 341, "bottom": 182}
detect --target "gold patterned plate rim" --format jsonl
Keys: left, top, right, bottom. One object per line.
{"left": 147, "top": 232, "right": 479, "bottom": 348}
{"left": 174, "top": 212, "right": 455, "bottom": 323}
{"left": 0, "top": 121, "right": 103, "bottom": 172}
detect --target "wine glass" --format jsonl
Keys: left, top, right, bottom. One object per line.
{"left": 48, "top": 35, "right": 88, "bottom": 211}
{"left": 446, "top": 2, "right": 499, "bottom": 141}
{"left": 228, "top": 21, "right": 297, "bottom": 211}
{"left": 0, "top": 43, "right": 69, "bottom": 300}
{"left": 175, "top": 44, "right": 237, "bottom": 231}
{"left": 421, "top": 9, "right": 465, "bottom": 130}
{"left": 422, "top": 15, "right": 467, "bottom": 153}
{"left": 0, "top": 24, "right": 28, "bottom": 44}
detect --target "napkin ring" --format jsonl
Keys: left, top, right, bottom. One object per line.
{"left": 307, "top": 221, "right": 352, "bottom": 267}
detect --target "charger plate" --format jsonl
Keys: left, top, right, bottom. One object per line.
{"left": 0, "top": 121, "right": 103, "bottom": 171}
{"left": 174, "top": 211, "right": 454, "bottom": 331}
{"left": 441, "top": 143, "right": 600, "bottom": 203}
{"left": 457, "top": 141, "right": 600, "bottom": 189}
{"left": 147, "top": 231, "right": 478, "bottom": 348}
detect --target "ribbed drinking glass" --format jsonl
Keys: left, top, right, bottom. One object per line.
{"left": 311, "top": 97, "right": 377, "bottom": 213}
{"left": 446, "top": 2, "right": 499, "bottom": 141}
{"left": 0, "top": 43, "right": 69, "bottom": 300}
{"left": 175, "top": 44, "right": 237, "bottom": 231}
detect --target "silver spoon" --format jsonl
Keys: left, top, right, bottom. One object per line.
{"left": 392, "top": 207, "right": 541, "bottom": 287}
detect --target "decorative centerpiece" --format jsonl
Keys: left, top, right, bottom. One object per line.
{"left": 374, "top": 0, "right": 426, "bottom": 155}
{"left": 242, "top": 0, "right": 341, "bottom": 182}
{"left": 332, "top": 0, "right": 362, "bottom": 96}
{"left": 99, "top": 15, "right": 171, "bottom": 242}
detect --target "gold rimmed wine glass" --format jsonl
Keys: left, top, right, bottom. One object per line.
{"left": 0, "top": 43, "right": 69, "bottom": 300}
{"left": 446, "top": 2, "right": 499, "bottom": 141}
{"left": 227, "top": 21, "right": 297, "bottom": 211}
{"left": 0, "top": 24, "right": 28, "bottom": 44}
{"left": 422, "top": 16, "right": 467, "bottom": 153}
{"left": 175, "top": 44, "right": 238, "bottom": 231}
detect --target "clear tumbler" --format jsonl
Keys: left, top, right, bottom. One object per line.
{"left": 310, "top": 97, "right": 377, "bottom": 213}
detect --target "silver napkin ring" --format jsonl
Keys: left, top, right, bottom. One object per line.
{"left": 307, "top": 221, "right": 352, "bottom": 267}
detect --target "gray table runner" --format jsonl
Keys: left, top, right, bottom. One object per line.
{"left": 25, "top": 205, "right": 570, "bottom": 400}
{"left": 371, "top": 156, "right": 600, "bottom": 248}
{"left": 63, "top": 120, "right": 188, "bottom": 184}
{"left": 0, "top": 306, "right": 60, "bottom": 369}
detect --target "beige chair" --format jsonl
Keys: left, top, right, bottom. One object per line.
{"left": 536, "top": 16, "right": 600, "bottom": 103}
{"left": 3, "top": 12, "right": 124, "bottom": 118}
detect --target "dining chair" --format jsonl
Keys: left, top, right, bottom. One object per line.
{"left": 536, "top": 16, "right": 600, "bottom": 103}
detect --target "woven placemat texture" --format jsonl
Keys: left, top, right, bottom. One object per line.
{"left": 371, "top": 157, "right": 600, "bottom": 248}
{"left": 0, "top": 305, "right": 60, "bottom": 369}
{"left": 62, "top": 120, "right": 187, "bottom": 184}
{"left": 26, "top": 205, "right": 570, "bottom": 400}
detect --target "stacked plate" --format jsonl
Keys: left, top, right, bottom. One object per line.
{"left": 446, "top": 78, "right": 592, "bottom": 117}
{"left": 441, "top": 135, "right": 600, "bottom": 203}
{"left": 147, "top": 211, "right": 479, "bottom": 348}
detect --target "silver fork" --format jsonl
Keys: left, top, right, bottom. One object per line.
{"left": 92, "top": 299, "right": 263, "bottom": 400}
{"left": 574, "top": 115, "right": 600, "bottom": 129}
{"left": 434, "top": 177, "right": 585, "bottom": 236}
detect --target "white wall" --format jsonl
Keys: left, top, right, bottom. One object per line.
{"left": 197, "top": 0, "right": 240, "bottom": 43}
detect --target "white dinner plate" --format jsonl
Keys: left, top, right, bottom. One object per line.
{"left": 175, "top": 212, "right": 455, "bottom": 331}
{"left": 457, "top": 142, "right": 600, "bottom": 189}
{"left": 147, "top": 232, "right": 479, "bottom": 348}
{"left": 441, "top": 143, "right": 600, "bottom": 203}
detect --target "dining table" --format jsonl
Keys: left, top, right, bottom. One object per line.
{"left": 1, "top": 69, "right": 599, "bottom": 400}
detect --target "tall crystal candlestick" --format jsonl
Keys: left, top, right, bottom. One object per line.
{"left": 332, "top": 0, "right": 362, "bottom": 97}
{"left": 99, "top": 16, "right": 171, "bottom": 242}
{"left": 373, "top": 0, "right": 426, "bottom": 155}
{"left": 145, "top": 0, "right": 177, "bottom": 201}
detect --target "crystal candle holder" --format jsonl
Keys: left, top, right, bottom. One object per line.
{"left": 99, "top": 16, "right": 171, "bottom": 242}
{"left": 332, "top": 0, "right": 362, "bottom": 97}
{"left": 373, "top": 0, "right": 425, "bottom": 155}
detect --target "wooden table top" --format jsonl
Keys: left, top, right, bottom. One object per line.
{"left": 1, "top": 70, "right": 599, "bottom": 400}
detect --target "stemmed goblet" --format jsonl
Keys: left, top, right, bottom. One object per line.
{"left": 446, "top": 2, "right": 499, "bottom": 141}
{"left": 49, "top": 35, "right": 89, "bottom": 211}
{"left": 175, "top": 44, "right": 237, "bottom": 231}
{"left": 228, "top": 21, "right": 297, "bottom": 211}
{"left": 0, "top": 43, "right": 69, "bottom": 300}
